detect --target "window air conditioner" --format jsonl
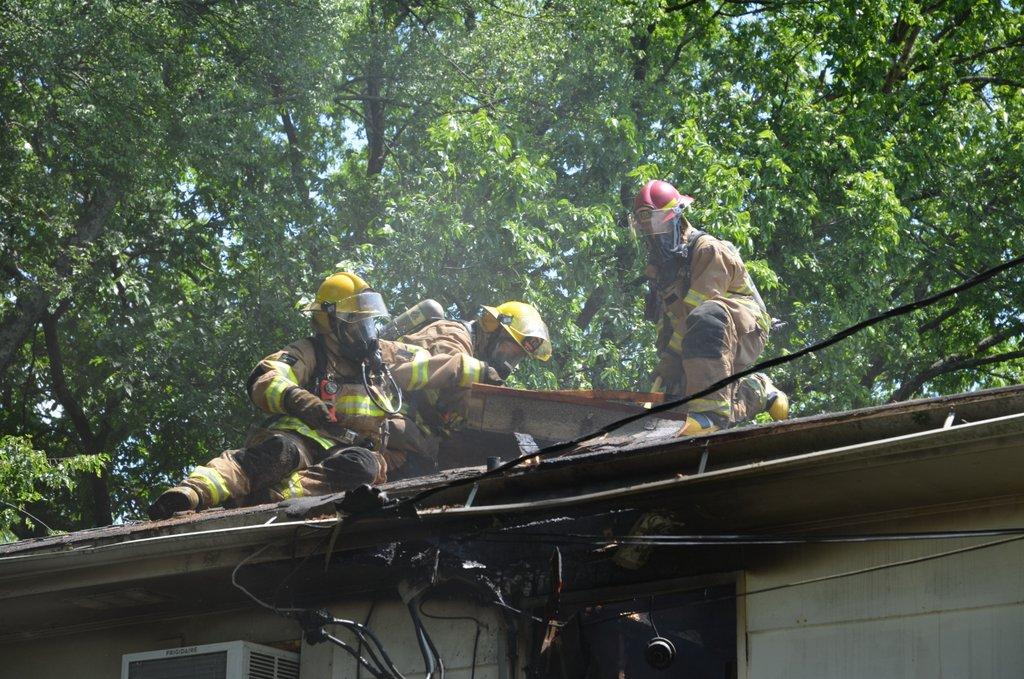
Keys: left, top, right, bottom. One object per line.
{"left": 121, "top": 640, "right": 300, "bottom": 679}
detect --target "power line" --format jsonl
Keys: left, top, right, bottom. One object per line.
{"left": 469, "top": 527, "right": 1024, "bottom": 546}
{"left": 401, "top": 250, "right": 1024, "bottom": 510}
{"left": 587, "top": 534, "right": 1024, "bottom": 624}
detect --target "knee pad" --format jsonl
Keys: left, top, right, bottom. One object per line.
{"left": 322, "top": 446, "right": 381, "bottom": 488}
{"left": 681, "top": 303, "right": 730, "bottom": 359}
{"left": 236, "top": 433, "right": 302, "bottom": 489}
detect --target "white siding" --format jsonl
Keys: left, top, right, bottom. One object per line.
{"left": 745, "top": 499, "right": 1024, "bottom": 678}
{"left": 0, "top": 597, "right": 503, "bottom": 679}
{"left": 299, "top": 599, "right": 505, "bottom": 679}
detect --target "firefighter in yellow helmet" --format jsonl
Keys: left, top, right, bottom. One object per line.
{"left": 383, "top": 301, "right": 552, "bottom": 475}
{"left": 632, "top": 180, "right": 788, "bottom": 435}
{"left": 148, "top": 272, "right": 410, "bottom": 520}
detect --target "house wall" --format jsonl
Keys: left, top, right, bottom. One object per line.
{"left": 744, "top": 497, "right": 1024, "bottom": 679}
{"left": 0, "top": 597, "right": 504, "bottom": 679}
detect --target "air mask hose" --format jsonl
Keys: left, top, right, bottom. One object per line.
{"left": 336, "top": 315, "right": 404, "bottom": 417}
{"left": 362, "top": 357, "right": 403, "bottom": 415}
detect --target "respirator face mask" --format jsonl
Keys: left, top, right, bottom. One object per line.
{"left": 631, "top": 206, "right": 682, "bottom": 262}
{"left": 331, "top": 291, "right": 389, "bottom": 366}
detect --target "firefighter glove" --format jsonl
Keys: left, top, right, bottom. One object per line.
{"left": 653, "top": 352, "right": 681, "bottom": 386}
{"left": 283, "top": 386, "right": 333, "bottom": 429}
{"left": 481, "top": 363, "right": 507, "bottom": 385}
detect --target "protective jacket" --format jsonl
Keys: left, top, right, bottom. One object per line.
{"left": 249, "top": 334, "right": 407, "bottom": 450}
{"left": 651, "top": 228, "right": 771, "bottom": 423}
{"left": 385, "top": 320, "right": 491, "bottom": 468}
{"left": 177, "top": 333, "right": 442, "bottom": 509}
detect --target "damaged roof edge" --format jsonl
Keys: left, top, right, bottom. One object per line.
{"left": 3, "top": 384, "right": 1024, "bottom": 562}
{"left": 2, "top": 406, "right": 1024, "bottom": 596}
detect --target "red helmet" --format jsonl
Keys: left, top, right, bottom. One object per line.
{"left": 631, "top": 180, "right": 694, "bottom": 235}
{"left": 633, "top": 180, "right": 694, "bottom": 212}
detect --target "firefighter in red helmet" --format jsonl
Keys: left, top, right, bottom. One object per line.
{"left": 631, "top": 180, "right": 789, "bottom": 434}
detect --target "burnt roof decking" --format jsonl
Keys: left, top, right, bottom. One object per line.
{"left": 2, "top": 385, "right": 1024, "bottom": 641}
{"left": 4, "top": 383, "right": 1024, "bottom": 559}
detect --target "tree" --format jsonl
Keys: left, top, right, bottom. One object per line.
{"left": 1, "top": 0, "right": 1021, "bottom": 533}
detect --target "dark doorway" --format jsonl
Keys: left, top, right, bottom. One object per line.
{"left": 538, "top": 583, "right": 737, "bottom": 679}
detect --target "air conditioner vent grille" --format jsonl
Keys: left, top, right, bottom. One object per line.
{"left": 278, "top": 658, "right": 300, "bottom": 679}
{"left": 247, "top": 652, "right": 276, "bottom": 679}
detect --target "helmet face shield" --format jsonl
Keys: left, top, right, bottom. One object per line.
{"left": 489, "top": 337, "right": 527, "bottom": 375}
{"left": 629, "top": 206, "right": 679, "bottom": 236}
{"left": 481, "top": 302, "right": 553, "bottom": 362}
{"left": 516, "top": 334, "right": 551, "bottom": 362}
{"left": 504, "top": 314, "right": 552, "bottom": 361}
{"left": 333, "top": 290, "right": 389, "bottom": 323}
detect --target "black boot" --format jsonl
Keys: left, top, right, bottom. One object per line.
{"left": 147, "top": 487, "right": 199, "bottom": 520}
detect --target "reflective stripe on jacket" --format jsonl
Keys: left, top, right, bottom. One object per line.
{"left": 655, "top": 232, "right": 770, "bottom": 357}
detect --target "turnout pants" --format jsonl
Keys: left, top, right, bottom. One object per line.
{"left": 182, "top": 429, "right": 386, "bottom": 509}
{"left": 670, "top": 300, "right": 770, "bottom": 425}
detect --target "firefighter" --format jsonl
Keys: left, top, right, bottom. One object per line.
{"left": 148, "top": 272, "right": 408, "bottom": 520}
{"left": 630, "top": 179, "right": 789, "bottom": 434}
{"left": 385, "top": 301, "right": 552, "bottom": 475}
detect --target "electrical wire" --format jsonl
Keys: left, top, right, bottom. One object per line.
{"left": 331, "top": 616, "right": 409, "bottom": 679}
{"left": 418, "top": 599, "right": 483, "bottom": 679}
{"left": 272, "top": 530, "right": 333, "bottom": 607}
{"left": 583, "top": 534, "right": 1024, "bottom": 628}
{"left": 230, "top": 542, "right": 305, "bottom": 615}
{"left": 409, "top": 601, "right": 441, "bottom": 679}
{"left": 229, "top": 532, "right": 406, "bottom": 679}
{"left": 1, "top": 500, "right": 54, "bottom": 534}
{"left": 326, "top": 633, "right": 387, "bottom": 679}
{"left": 356, "top": 598, "right": 379, "bottom": 679}
{"left": 470, "top": 527, "right": 1024, "bottom": 546}
{"left": 400, "top": 250, "right": 1024, "bottom": 511}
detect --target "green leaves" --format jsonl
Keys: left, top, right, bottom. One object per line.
{"left": 3, "top": 0, "right": 1023, "bottom": 532}
{"left": 0, "top": 436, "right": 106, "bottom": 542}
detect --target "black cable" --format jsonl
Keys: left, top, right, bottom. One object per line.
{"left": 332, "top": 617, "right": 408, "bottom": 679}
{"left": 346, "top": 626, "right": 396, "bottom": 679}
{"left": 409, "top": 601, "right": 437, "bottom": 679}
{"left": 577, "top": 534, "right": 1024, "bottom": 628}
{"left": 419, "top": 599, "right": 482, "bottom": 679}
{"left": 469, "top": 527, "right": 1024, "bottom": 546}
{"left": 231, "top": 542, "right": 407, "bottom": 679}
{"left": 469, "top": 623, "right": 480, "bottom": 679}
{"left": 356, "top": 598, "right": 379, "bottom": 679}
{"left": 337, "top": 617, "right": 394, "bottom": 679}
{"left": 400, "top": 250, "right": 1024, "bottom": 511}
{"left": 422, "top": 613, "right": 445, "bottom": 679}
{"left": 325, "top": 633, "right": 388, "bottom": 679}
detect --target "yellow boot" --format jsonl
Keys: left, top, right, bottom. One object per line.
{"left": 676, "top": 412, "right": 722, "bottom": 437}
{"left": 762, "top": 375, "right": 790, "bottom": 420}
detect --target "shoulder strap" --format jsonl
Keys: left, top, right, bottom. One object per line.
{"left": 307, "top": 335, "right": 328, "bottom": 393}
{"left": 678, "top": 228, "right": 708, "bottom": 295}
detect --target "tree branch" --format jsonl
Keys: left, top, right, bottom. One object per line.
{"left": 977, "top": 322, "right": 1024, "bottom": 353}
{"left": 883, "top": 23, "right": 922, "bottom": 94}
{"left": 959, "top": 75, "right": 1024, "bottom": 89}
{"left": 892, "top": 348, "right": 1024, "bottom": 402}
{"left": 41, "top": 312, "right": 95, "bottom": 450}
{"left": 916, "top": 301, "right": 966, "bottom": 334}
{"left": 575, "top": 286, "right": 607, "bottom": 329}
{"left": 0, "top": 186, "right": 122, "bottom": 376}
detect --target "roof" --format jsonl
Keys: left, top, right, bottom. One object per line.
{"left": 2, "top": 384, "right": 1024, "bottom": 641}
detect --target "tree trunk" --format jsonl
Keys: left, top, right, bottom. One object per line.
{"left": 42, "top": 312, "right": 115, "bottom": 526}
{"left": 0, "top": 187, "right": 121, "bottom": 376}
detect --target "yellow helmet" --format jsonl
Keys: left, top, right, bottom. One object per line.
{"left": 305, "top": 272, "right": 389, "bottom": 334}
{"left": 480, "top": 301, "right": 552, "bottom": 361}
